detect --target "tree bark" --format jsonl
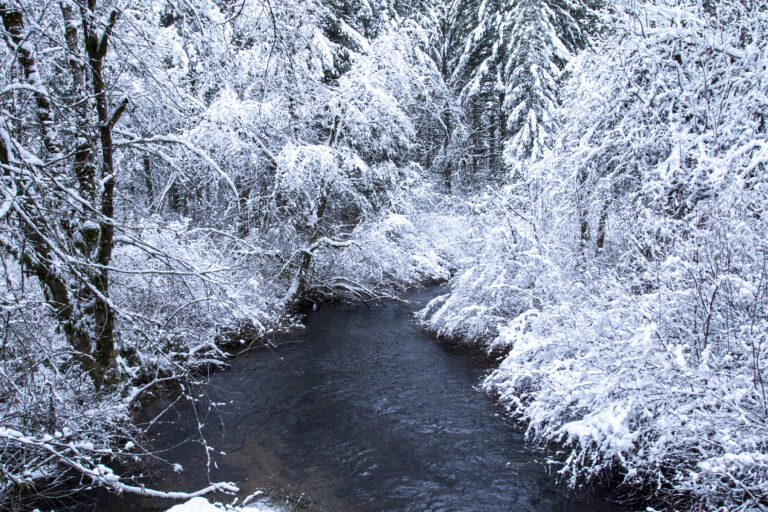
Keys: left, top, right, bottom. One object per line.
{"left": 0, "top": 2, "right": 124, "bottom": 389}
{"left": 290, "top": 181, "right": 330, "bottom": 303}
{"left": 595, "top": 200, "right": 608, "bottom": 255}
{"left": 0, "top": 3, "right": 62, "bottom": 158}
{"left": 85, "top": 4, "right": 123, "bottom": 389}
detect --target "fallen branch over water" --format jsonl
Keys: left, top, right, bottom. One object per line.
{"left": 0, "top": 427, "right": 238, "bottom": 500}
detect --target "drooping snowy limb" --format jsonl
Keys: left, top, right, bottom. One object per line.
{"left": 0, "top": 83, "right": 52, "bottom": 97}
{"left": 186, "top": 228, "right": 282, "bottom": 258}
{"left": 314, "top": 276, "right": 401, "bottom": 302}
{"left": 0, "top": 427, "right": 238, "bottom": 499}
{"left": 113, "top": 132, "right": 239, "bottom": 200}
{"left": 2, "top": 134, "right": 235, "bottom": 288}
{"left": 112, "top": 234, "right": 235, "bottom": 286}
{"left": 125, "top": 375, "right": 183, "bottom": 403}
{"left": 111, "top": 482, "right": 239, "bottom": 500}
{"left": 306, "top": 236, "right": 357, "bottom": 252}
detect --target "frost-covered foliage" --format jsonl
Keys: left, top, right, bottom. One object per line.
{"left": 0, "top": 219, "right": 285, "bottom": 507}
{"left": 311, "top": 180, "right": 476, "bottom": 300}
{"left": 112, "top": 219, "right": 288, "bottom": 366}
{"left": 0, "top": 0, "right": 463, "bottom": 505}
{"left": 159, "top": 0, "right": 461, "bottom": 301}
{"left": 420, "top": 0, "right": 768, "bottom": 509}
{"left": 417, "top": 188, "right": 564, "bottom": 350}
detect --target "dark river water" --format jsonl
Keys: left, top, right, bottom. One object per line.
{"left": 93, "top": 288, "right": 624, "bottom": 512}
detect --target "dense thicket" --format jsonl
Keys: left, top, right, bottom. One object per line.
{"left": 0, "top": 0, "right": 467, "bottom": 505}
{"left": 420, "top": 0, "right": 768, "bottom": 510}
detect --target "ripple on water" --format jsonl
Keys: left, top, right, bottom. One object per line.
{"left": 94, "top": 288, "right": 625, "bottom": 512}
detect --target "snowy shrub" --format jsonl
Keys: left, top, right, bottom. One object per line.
{"left": 311, "top": 182, "right": 475, "bottom": 299}
{"left": 325, "top": 55, "right": 416, "bottom": 163}
{"left": 483, "top": 243, "right": 768, "bottom": 510}
{"left": 0, "top": 217, "right": 286, "bottom": 507}
{"left": 417, "top": 187, "right": 566, "bottom": 352}
{"left": 420, "top": 0, "right": 768, "bottom": 509}
{"left": 0, "top": 257, "right": 133, "bottom": 506}
{"left": 111, "top": 217, "right": 288, "bottom": 376}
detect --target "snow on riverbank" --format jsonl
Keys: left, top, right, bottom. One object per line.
{"left": 420, "top": 2, "right": 768, "bottom": 512}
{"left": 167, "top": 496, "right": 282, "bottom": 512}
{"left": 420, "top": 189, "right": 768, "bottom": 511}
{"left": 417, "top": 2, "right": 768, "bottom": 507}
{"left": 0, "top": 187, "right": 474, "bottom": 508}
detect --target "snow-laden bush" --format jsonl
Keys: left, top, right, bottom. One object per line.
{"left": 0, "top": 256, "right": 135, "bottom": 505}
{"left": 112, "top": 217, "right": 289, "bottom": 375}
{"left": 482, "top": 218, "right": 768, "bottom": 509}
{"left": 416, "top": 187, "right": 568, "bottom": 352}
{"left": 423, "top": 188, "right": 768, "bottom": 512}
{"left": 419, "top": 1, "right": 768, "bottom": 509}
{"left": 311, "top": 181, "right": 476, "bottom": 299}
{"left": 0, "top": 219, "right": 287, "bottom": 507}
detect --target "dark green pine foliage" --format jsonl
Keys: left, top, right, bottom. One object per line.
{"left": 436, "top": 0, "right": 595, "bottom": 182}
{"left": 502, "top": 0, "right": 597, "bottom": 176}
{"left": 445, "top": 0, "right": 502, "bottom": 182}
{"left": 317, "top": 0, "right": 597, "bottom": 185}
{"left": 500, "top": 0, "right": 564, "bottom": 175}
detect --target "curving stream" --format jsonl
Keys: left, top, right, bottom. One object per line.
{"left": 96, "top": 288, "right": 624, "bottom": 512}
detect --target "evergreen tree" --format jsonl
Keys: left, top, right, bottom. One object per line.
{"left": 500, "top": 0, "right": 565, "bottom": 174}
{"left": 429, "top": 0, "right": 595, "bottom": 182}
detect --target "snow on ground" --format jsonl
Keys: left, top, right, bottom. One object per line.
{"left": 167, "top": 496, "right": 282, "bottom": 512}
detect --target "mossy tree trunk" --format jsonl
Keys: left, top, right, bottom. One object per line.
{"left": 0, "top": 1, "right": 126, "bottom": 390}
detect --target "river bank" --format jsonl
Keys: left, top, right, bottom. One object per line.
{"left": 76, "top": 287, "right": 625, "bottom": 512}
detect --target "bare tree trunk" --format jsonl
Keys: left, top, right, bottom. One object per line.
{"left": 85, "top": 3, "right": 125, "bottom": 388}
{"left": 143, "top": 155, "right": 154, "bottom": 204}
{"left": 595, "top": 200, "right": 609, "bottom": 255}
{"left": 577, "top": 168, "right": 590, "bottom": 252}
{"left": 443, "top": 109, "right": 453, "bottom": 191}
{"left": 290, "top": 181, "right": 330, "bottom": 303}
{"left": 236, "top": 178, "right": 250, "bottom": 238}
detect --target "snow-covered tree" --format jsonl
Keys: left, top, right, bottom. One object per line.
{"left": 0, "top": 0, "right": 132, "bottom": 389}
{"left": 420, "top": 1, "right": 768, "bottom": 509}
{"left": 500, "top": 0, "right": 567, "bottom": 172}
{"left": 426, "top": 0, "right": 593, "bottom": 183}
